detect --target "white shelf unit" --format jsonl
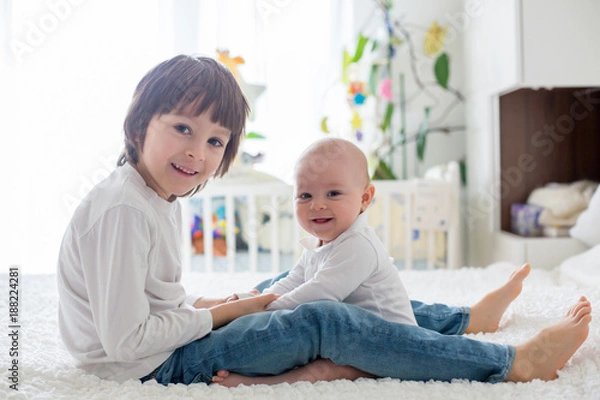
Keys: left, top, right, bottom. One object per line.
{"left": 464, "top": 0, "right": 600, "bottom": 269}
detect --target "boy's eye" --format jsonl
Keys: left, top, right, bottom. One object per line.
{"left": 175, "top": 124, "right": 191, "bottom": 134}
{"left": 208, "top": 137, "right": 225, "bottom": 147}
{"left": 327, "top": 191, "right": 341, "bottom": 197}
{"left": 298, "top": 193, "right": 312, "bottom": 200}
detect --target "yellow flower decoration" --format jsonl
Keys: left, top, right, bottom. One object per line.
{"left": 424, "top": 22, "right": 448, "bottom": 56}
{"left": 217, "top": 49, "right": 245, "bottom": 80}
{"left": 351, "top": 111, "right": 362, "bottom": 130}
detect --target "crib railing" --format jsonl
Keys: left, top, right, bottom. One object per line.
{"left": 370, "top": 177, "right": 461, "bottom": 270}
{"left": 181, "top": 181, "right": 299, "bottom": 274}
{"left": 182, "top": 163, "right": 461, "bottom": 274}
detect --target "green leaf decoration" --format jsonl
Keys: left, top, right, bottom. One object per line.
{"left": 246, "top": 132, "right": 266, "bottom": 139}
{"left": 342, "top": 48, "right": 352, "bottom": 85}
{"left": 369, "top": 64, "right": 379, "bottom": 95}
{"left": 372, "top": 159, "right": 397, "bottom": 180}
{"left": 459, "top": 158, "right": 467, "bottom": 186}
{"left": 416, "top": 107, "right": 431, "bottom": 162}
{"left": 434, "top": 52, "right": 449, "bottom": 89}
{"left": 380, "top": 102, "right": 394, "bottom": 132}
{"left": 397, "top": 128, "right": 406, "bottom": 145}
{"left": 371, "top": 39, "right": 379, "bottom": 52}
{"left": 352, "top": 33, "right": 369, "bottom": 63}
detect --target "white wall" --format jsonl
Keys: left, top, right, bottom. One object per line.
{"left": 1, "top": 0, "right": 468, "bottom": 274}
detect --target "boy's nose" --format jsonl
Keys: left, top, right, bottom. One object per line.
{"left": 186, "top": 143, "right": 205, "bottom": 161}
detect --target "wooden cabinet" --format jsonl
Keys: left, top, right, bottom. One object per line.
{"left": 464, "top": 0, "right": 600, "bottom": 269}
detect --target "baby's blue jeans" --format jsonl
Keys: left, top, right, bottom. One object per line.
{"left": 143, "top": 273, "right": 514, "bottom": 385}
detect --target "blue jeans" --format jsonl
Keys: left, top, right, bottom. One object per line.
{"left": 145, "top": 274, "right": 514, "bottom": 385}
{"left": 254, "top": 271, "right": 471, "bottom": 335}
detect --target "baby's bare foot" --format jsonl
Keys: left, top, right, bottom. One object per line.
{"left": 466, "top": 263, "right": 531, "bottom": 334}
{"left": 507, "top": 296, "right": 592, "bottom": 382}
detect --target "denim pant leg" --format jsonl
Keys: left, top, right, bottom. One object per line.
{"left": 254, "top": 270, "right": 290, "bottom": 292}
{"left": 411, "top": 300, "right": 470, "bottom": 335}
{"left": 256, "top": 270, "right": 470, "bottom": 335}
{"left": 152, "top": 301, "right": 513, "bottom": 385}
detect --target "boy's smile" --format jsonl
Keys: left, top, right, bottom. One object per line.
{"left": 172, "top": 163, "right": 199, "bottom": 176}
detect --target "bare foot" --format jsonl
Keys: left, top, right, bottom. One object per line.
{"left": 465, "top": 263, "right": 531, "bottom": 334}
{"left": 211, "top": 359, "right": 374, "bottom": 387}
{"left": 506, "top": 296, "right": 592, "bottom": 382}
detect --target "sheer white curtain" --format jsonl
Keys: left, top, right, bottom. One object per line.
{"left": 2, "top": 0, "right": 169, "bottom": 273}
{"left": 1, "top": 0, "right": 358, "bottom": 273}
{"left": 193, "top": 0, "right": 354, "bottom": 182}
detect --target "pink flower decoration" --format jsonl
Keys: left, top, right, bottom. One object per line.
{"left": 378, "top": 78, "right": 392, "bottom": 101}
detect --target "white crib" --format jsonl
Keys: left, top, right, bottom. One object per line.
{"left": 181, "top": 162, "right": 462, "bottom": 275}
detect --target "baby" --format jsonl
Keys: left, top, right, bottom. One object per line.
{"left": 259, "top": 137, "right": 417, "bottom": 325}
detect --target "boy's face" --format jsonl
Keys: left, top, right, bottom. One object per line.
{"left": 294, "top": 152, "right": 373, "bottom": 245}
{"left": 135, "top": 108, "right": 231, "bottom": 201}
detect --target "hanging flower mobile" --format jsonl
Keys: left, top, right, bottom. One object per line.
{"left": 321, "top": 0, "right": 465, "bottom": 180}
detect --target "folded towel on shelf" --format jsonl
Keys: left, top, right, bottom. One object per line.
{"left": 527, "top": 180, "right": 598, "bottom": 227}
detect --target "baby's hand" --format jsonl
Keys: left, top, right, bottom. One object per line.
{"left": 226, "top": 289, "right": 260, "bottom": 302}
{"left": 237, "top": 292, "right": 278, "bottom": 314}
{"left": 209, "top": 292, "right": 278, "bottom": 328}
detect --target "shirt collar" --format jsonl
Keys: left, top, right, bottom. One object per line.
{"left": 122, "top": 162, "right": 179, "bottom": 214}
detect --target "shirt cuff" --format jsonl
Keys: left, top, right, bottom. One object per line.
{"left": 193, "top": 308, "right": 214, "bottom": 339}
{"left": 185, "top": 293, "right": 201, "bottom": 308}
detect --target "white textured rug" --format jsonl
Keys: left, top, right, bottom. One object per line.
{"left": 1, "top": 263, "right": 599, "bottom": 399}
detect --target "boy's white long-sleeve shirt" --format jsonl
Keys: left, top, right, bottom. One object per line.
{"left": 57, "top": 163, "right": 212, "bottom": 383}
{"left": 264, "top": 213, "right": 417, "bottom": 325}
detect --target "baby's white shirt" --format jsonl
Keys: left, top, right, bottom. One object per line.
{"left": 265, "top": 213, "right": 417, "bottom": 325}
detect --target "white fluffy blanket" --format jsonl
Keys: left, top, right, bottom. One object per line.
{"left": 2, "top": 263, "right": 599, "bottom": 399}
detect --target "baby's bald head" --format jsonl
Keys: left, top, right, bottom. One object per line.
{"left": 294, "top": 138, "right": 370, "bottom": 187}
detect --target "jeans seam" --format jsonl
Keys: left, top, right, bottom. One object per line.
{"left": 456, "top": 306, "right": 470, "bottom": 335}
{"left": 486, "top": 344, "right": 514, "bottom": 383}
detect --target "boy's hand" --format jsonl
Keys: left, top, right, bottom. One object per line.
{"left": 209, "top": 293, "right": 278, "bottom": 329}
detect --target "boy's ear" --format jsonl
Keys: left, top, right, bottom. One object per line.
{"left": 360, "top": 183, "right": 376, "bottom": 212}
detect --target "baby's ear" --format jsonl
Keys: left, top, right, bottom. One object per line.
{"left": 361, "top": 183, "right": 376, "bottom": 212}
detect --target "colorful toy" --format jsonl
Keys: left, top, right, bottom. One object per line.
{"left": 190, "top": 206, "right": 241, "bottom": 256}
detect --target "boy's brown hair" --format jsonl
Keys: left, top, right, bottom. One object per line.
{"left": 118, "top": 54, "right": 249, "bottom": 196}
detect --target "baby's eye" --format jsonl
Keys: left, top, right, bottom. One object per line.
{"left": 298, "top": 193, "right": 312, "bottom": 200}
{"left": 327, "top": 191, "right": 341, "bottom": 197}
{"left": 175, "top": 124, "right": 191, "bottom": 134}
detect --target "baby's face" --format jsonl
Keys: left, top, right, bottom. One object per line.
{"left": 294, "top": 153, "right": 371, "bottom": 244}
{"left": 135, "top": 109, "right": 231, "bottom": 200}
